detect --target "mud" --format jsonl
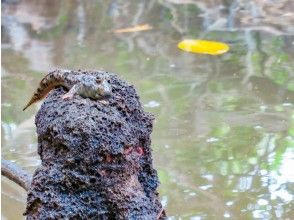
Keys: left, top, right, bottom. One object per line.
{"left": 24, "top": 70, "right": 165, "bottom": 219}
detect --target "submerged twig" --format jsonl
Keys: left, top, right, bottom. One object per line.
{"left": 1, "top": 158, "right": 32, "bottom": 191}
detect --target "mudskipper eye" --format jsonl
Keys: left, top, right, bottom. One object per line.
{"left": 96, "top": 78, "right": 102, "bottom": 83}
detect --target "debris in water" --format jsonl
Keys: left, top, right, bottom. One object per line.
{"left": 112, "top": 24, "right": 153, "bottom": 33}
{"left": 178, "top": 39, "right": 229, "bottom": 55}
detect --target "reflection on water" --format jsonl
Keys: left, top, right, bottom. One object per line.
{"left": 2, "top": 0, "right": 294, "bottom": 219}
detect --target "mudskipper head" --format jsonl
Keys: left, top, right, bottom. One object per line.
{"left": 95, "top": 77, "right": 112, "bottom": 99}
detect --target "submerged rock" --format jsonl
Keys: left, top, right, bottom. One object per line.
{"left": 25, "top": 70, "right": 165, "bottom": 219}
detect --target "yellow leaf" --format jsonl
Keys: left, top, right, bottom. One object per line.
{"left": 178, "top": 39, "right": 229, "bottom": 55}
{"left": 112, "top": 24, "right": 152, "bottom": 33}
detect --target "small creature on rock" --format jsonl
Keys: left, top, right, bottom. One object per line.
{"left": 24, "top": 70, "right": 166, "bottom": 219}
{"left": 23, "top": 69, "right": 112, "bottom": 111}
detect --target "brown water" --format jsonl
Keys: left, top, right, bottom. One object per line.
{"left": 1, "top": 0, "right": 294, "bottom": 219}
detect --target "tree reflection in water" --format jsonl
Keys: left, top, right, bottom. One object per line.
{"left": 2, "top": 0, "right": 294, "bottom": 219}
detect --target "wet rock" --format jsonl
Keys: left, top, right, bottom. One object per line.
{"left": 25, "top": 70, "right": 165, "bottom": 219}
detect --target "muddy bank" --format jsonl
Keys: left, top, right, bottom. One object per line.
{"left": 25, "top": 70, "right": 165, "bottom": 219}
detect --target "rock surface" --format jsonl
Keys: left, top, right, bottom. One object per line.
{"left": 25, "top": 70, "right": 165, "bottom": 219}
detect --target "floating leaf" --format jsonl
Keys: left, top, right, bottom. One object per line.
{"left": 178, "top": 39, "right": 229, "bottom": 55}
{"left": 112, "top": 24, "right": 152, "bottom": 33}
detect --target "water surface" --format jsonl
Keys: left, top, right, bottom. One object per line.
{"left": 2, "top": 0, "right": 294, "bottom": 219}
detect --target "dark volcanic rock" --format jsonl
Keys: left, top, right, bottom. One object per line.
{"left": 25, "top": 70, "right": 165, "bottom": 219}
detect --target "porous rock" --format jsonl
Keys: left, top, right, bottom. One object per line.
{"left": 25, "top": 70, "right": 165, "bottom": 219}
